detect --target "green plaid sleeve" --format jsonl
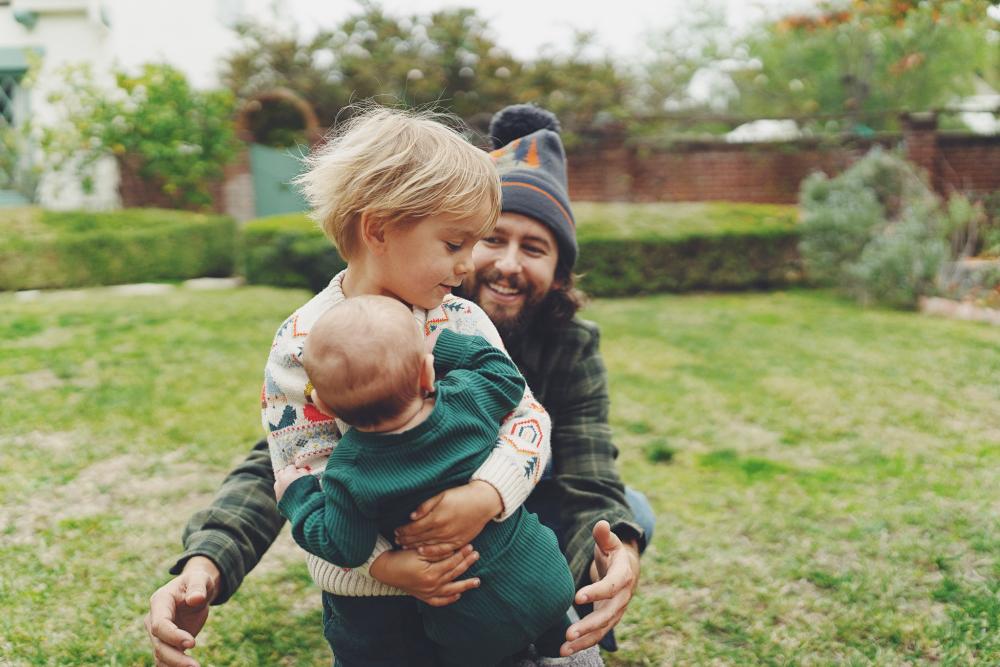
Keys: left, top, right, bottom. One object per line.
{"left": 549, "top": 322, "right": 645, "bottom": 587}
{"left": 169, "top": 439, "right": 285, "bottom": 605}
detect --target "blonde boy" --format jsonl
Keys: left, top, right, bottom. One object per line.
{"left": 260, "top": 107, "right": 553, "bottom": 664}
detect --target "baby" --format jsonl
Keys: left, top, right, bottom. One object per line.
{"left": 275, "top": 295, "right": 575, "bottom": 667}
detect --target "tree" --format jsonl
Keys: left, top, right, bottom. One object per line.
{"left": 40, "top": 63, "right": 239, "bottom": 209}
{"left": 732, "top": 0, "right": 999, "bottom": 132}
{"left": 220, "top": 3, "right": 632, "bottom": 143}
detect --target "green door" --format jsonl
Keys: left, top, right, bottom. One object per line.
{"left": 249, "top": 143, "right": 309, "bottom": 218}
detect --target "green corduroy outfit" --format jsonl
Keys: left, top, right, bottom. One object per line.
{"left": 278, "top": 329, "right": 575, "bottom": 667}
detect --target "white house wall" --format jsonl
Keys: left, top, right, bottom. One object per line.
{"left": 0, "top": 0, "right": 274, "bottom": 210}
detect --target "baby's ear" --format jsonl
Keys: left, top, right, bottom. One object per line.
{"left": 311, "top": 388, "right": 337, "bottom": 418}
{"left": 419, "top": 354, "right": 436, "bottom": 394}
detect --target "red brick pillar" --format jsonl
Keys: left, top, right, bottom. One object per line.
{"left": 902, "top": 112, "right": 939, "bottom": 193}
{"left": 598, "top": 123, "right": 632, "bottom": 201}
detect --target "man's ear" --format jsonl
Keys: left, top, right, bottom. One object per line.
{"left": 310, "top": 388, "right": 337, "bottom": 419}
{"left": 359, "top": 211, "right": 388, "bottom": 255}
{"left": 419, "top": 354, "right": 436, "bottom": 394}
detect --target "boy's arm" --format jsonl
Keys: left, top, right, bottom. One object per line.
{"left": 278, "top": 474, "right": 379, "bottom": 569}
{"left": 454, "top": 301, "right": 552, "bottom": 520}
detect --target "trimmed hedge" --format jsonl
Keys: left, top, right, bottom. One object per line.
{"left": 242, "top": 203, "right": 802, "bottom": 296}
{"left": 240, "top": 213, "right": 346, "bottom": 291}
{"left": 573, "top": 203, "right": 802, "bottom": 295}
{"left": 0, "top": 208, "right": 236, "bottom": 290}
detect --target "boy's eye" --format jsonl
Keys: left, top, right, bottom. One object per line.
{"left": 445, "top": 241, "right": 463, "bottom": 252}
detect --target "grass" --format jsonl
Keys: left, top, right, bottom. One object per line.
{"left": 1, "top": 286, "right": 998, "bottom": 666}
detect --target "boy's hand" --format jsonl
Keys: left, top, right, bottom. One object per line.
{"left": 273, "top": 464, "right": 310, "bottom": 502}
{"left": 394, "top": 480, "right": 502, "bottom": 557}
{"left": 370, "top": 544, "right": 480, "bottom": 607}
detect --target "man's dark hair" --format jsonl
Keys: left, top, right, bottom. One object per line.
{"left": 533, "top": 267, "right": 588, "bottom": 329}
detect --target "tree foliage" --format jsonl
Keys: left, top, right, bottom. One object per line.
{"left": 39, "top": 63, "right": 239, "bottom": 209}
{"left": 733, "top": 0, "right": 999, "bottom": 131}
{"left": 221, "top": 3, "right": 630, "bottom": 145}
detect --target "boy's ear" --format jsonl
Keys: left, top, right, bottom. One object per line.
{"left": 419, "top": 354, "right": 435, "bottom": 394}
{"left": 359, "top": 211, "right": 388, "bottom": 255}
{"left": 310, "top": 388, "right": 337, "bottom": 419}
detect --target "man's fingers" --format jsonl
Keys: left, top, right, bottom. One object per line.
{"left": 567, "top": 596, "right": 621, "bottom": 639}
{"left": 577, "top": 552, "right": 631, "bottom": 604}
{"left": 148, "top": 591, "right": 193, "bottom": 648}
{"left": 183, "top": 577, "right": 210, "bottom": 608}
{"left": 562, "top": 603, "right": 627, "bottom": 657}
{"left": 150, "top": 634, "right": 199, "bottom": 667}
{"left": 591, "top": 519, "right": 619, "bottom": 556}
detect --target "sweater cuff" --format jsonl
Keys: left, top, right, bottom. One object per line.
{"left": 432, "top": 328, "right": 474, "bottom": 370}
{"left": 276, "top": 474, "right": 322, "bottom": 522}
{"left": 471, "top": 450, "right": 532, "bottom": 521}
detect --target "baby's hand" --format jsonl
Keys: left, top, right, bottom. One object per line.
{"left": 274, "top": 464, "right": 310, "bottom": 501}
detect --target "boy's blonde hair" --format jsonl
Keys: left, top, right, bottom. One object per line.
{"left": 295, "top": 105, "right": 501, "bottom": 260}
{"left": 303, "top": 295, "right": 426, "bottom": 429}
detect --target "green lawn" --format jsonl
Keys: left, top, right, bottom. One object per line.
{"left": 1, "top": 287, "right": 998, "bottom": 666}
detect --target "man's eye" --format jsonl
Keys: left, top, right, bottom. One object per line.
{"left": 481, "top": 236, "right": 502, "bottom": 246}
{"left": 523, "top": 245, "right": 544, "bottom": 256}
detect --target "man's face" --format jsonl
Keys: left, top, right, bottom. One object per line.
{"left": 465, "top": 212, "right": 560, "bottom": 339}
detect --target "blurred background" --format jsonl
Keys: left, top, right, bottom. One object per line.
{"left": 2, "top": 2, "right": 1000, "bottom": 665}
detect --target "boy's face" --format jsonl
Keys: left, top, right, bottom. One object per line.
{"left": 465, "top": 213, "right": 560, "bottom": 335}
{"left": 379, "top": 203, "right": 492, "bottom": 311}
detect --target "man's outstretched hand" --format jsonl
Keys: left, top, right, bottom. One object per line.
{"left": 562, "top": 520, "right": 640, "bottom": 657}
{"left": 146, "top": 556, "right": 220, "bottom": 667}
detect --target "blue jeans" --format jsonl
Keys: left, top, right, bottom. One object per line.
{"left": 625, "top": 487, "right": 655, "bottom": 550}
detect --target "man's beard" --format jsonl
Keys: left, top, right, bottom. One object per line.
{"left": 459, "top": 268, "right": 547, "bottom": 347}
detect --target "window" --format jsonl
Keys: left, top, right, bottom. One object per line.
{"left": 0, "top": 73, "right": 19, "bottom": 126}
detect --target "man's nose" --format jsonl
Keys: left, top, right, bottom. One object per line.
{"left": 495, "top": 245, "right": 521, "bottom": 274}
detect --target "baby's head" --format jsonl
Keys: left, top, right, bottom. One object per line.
{"left": 303, "top": 295, "right": 433, "bottom": 430}
{"left": 295, "top": 104, "right": 501, "bottom": 265}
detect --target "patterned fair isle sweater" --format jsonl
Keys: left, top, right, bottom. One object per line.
{"left": 261, "top": 269, "right": 551, "bottom": 596}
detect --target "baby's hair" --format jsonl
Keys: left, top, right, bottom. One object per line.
{"left": 294, "top": 103, "right": 501, "bottom": 260}
{"left": 303, "top": 295, "right": 425, "bottom": 429}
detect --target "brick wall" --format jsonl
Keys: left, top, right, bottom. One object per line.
{"left": 566, "top": 115, "right": 1000, "bottom": 203}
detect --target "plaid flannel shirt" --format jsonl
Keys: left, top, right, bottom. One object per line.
{"left": 171, "top": 316, "right": 643, "bottom": 601}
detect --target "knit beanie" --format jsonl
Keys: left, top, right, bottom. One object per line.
{"left": 488, "top": 104, "right": 578, "bottom": 270}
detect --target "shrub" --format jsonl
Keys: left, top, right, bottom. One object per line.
{"left": 38, "top": 63, "right": 239, "bottom": 210}
{"left": 241, "top": 213, "right": 346, "bottom": 292}
{"left": 241, "top": 203, "right": 803, "bottom": 296}
{"left": 798, "top": 148, "right": 949, "bottom": 308}
{"left": 847, "top": 208, "right": 949, "bottom": 308}
{"left": 0, "top": 208, "right": 236, "bottom": 290}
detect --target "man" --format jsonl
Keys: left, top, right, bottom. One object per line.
{"left": 146, "top": 104, "right": 653, "bottom": 667}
